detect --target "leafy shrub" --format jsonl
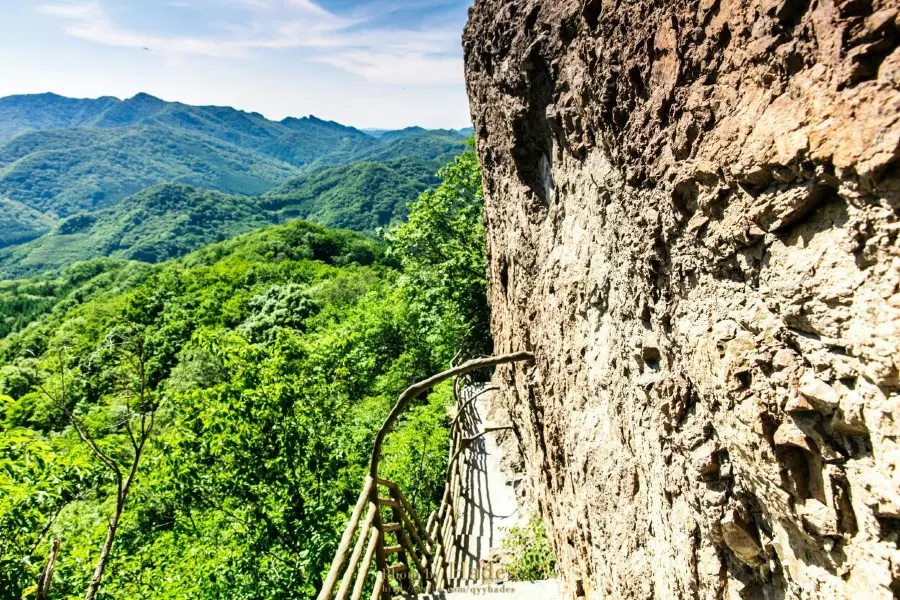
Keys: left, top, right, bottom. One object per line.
{"left": 501, "top": 513, "right": 557, "bottom": 581}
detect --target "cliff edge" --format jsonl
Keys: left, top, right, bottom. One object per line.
{"left": 463, "top": 0, "right": 899, "bottom": 598}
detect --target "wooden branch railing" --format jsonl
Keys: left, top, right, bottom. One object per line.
{"left": 316, "top": 352, "right": 532, "bottom": 600}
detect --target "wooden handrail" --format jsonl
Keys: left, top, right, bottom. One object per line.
{"left": 448, "top": 426, "right": 514, "bottom": 467}
{"left": 351, "top": 529, "right": 378, "bottom": 600}
{"left": 368, "top": 351, "right": 533, "bottom": 480}
{"left": 318, "top": 351, "right": 533, "bottom": 600}
{"left": 335, "top": 503, "right": 376, "bottom": 600}
{"left": 317, "top": 477, "right": 375, "bottom": 600}
{"left": 450, "top": 386, "right": 498, "bottom": 430}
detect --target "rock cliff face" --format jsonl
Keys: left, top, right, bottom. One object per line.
{"left": 463, "top": 1, "right": 900, "bottom": 598}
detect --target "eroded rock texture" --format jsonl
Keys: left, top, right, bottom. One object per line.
{"left": 463, "top": 0, "right": 900, "bottom": 598}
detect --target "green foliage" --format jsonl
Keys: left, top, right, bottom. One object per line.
{"left": 349, "top": 131, "right": 469, "bottom": 168}
{"left": 0, "top": 146, "right": 486, "bottom": 600}
{"left": 239, "top": 283, "right": 318, "bottom": 342}
{"left": 387, "top": 143, "right": 491, "bottom": 360}
{"left": 0, "top": 93, "right": 367, "bottom": 154}
{"left": 260, "top": 116, "right": 378, "bottom": 168}
{"left": 0, "top": 126, "right": 300, "bottom": 217}
{"left": 261, "top": 159, "right": 441, "bottom": 231}
{"left": 0, "top": 145, "right": 488, "bottom": 598}
{"left": 0, "top": 259, "right": 154, "bottom": 340}
{"left": 501, "top": 514, "right": 558, "bottom": 581}
{"left": 0, "top": 99, "right": 468, "bottom": 279}
{"left": 0, "top": 93, "right": 118, "bottom": 142}
{"left": 0, "top": 151, "right": 465, "bottom": 279}
{"left": 0, "top": 197, "right": 52, "bottom": 249}
{"left": 0, "top": 161, "right": 439, "bottom": 278}
{"left": 0, "top": 184, "right": 276, "bottom": 279}
{"left": 0, "top": 427, "right": 98, "bottom": 592}
{"left": 380, "top": 380, "right": 454, "bottom": 515}
{"left": 0, "top": 93, "right": 466, "bottom": 228}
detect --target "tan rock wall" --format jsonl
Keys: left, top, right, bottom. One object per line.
{"left": 463, "top": 0, "right": 900, "bottom": 598}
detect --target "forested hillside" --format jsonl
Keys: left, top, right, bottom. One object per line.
{"left": 0, "top": 93, "right": 467, "bottom": 224}
{"left": 0, "top": 93, "right": 470, "bottom": 281}
{"left": 0, "top": 197, "right": 52, "bottom": 249}
{"left": 262, "top": 159, "right": 440, "bottom": 231}
{"left": 348, "top": 131, "right": 469, "bottom": 168}
{"left": 0, "top": 148, "right": 489, "bottom": 599}
{"left": 0, "top": 93, "right": 370, "bottom": 151}
{"left": 0, "top": 127, "right": 300, "bottom": 217}
{"left": 0, "top": 185, "right": 274, "bottom": 278}
{"left": 0, "top": 153, "right": 453, "bottom": 279}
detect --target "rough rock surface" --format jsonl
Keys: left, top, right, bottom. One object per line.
{"left": 463, "top": 0, "right": 900, "bottom": 598}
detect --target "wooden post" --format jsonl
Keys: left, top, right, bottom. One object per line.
{"left": 370, "top": 485, "right": 391, "bottom": 600}
{"left": 335, "top": 503, "right": 376, "bottom": 600}
{"left": 351, "top": 529, "right": 379, "bottom": 600}
{"left": 317, "top": 477, "right": 375, "bottom": 600}
{"left": 369, "top": 571, "right": 385, "bottom": 600}
{"left": 377, "top": 479, "right": 434, "bottom": 553}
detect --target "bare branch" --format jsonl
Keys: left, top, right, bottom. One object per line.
{"left": 33, "top": 376, "right": 121, "bottom": 479}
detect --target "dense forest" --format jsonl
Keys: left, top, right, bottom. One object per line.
{"left": 0, "top": 198, "right": 52, "bottom": 250}
{"left": 0, "top": 185, "right": 276, "bottom": 279}
{"left": 0, "top": 94, "right": 468, "bottom": 284}
{"left": 0, "top": 146, "right": 489, "bottom": 599}
{"left": 0, "top": 155, "right": 451, "bottom": 279}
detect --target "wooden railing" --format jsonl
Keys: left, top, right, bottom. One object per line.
{"left": 316, "top": 352, "right": 532, "bottom": 600}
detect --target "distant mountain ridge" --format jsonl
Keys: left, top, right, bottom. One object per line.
{"left": 363, "top": 126, "right": 474, "bottom": 140}
{"left": 0, "top": 125, "right": 301, "bottom": 217}
{"left": 0, "top": 93, "right": 468, "bottom": 245}
{"left": 0, "top": 92, "right": 369, "bottom": 148}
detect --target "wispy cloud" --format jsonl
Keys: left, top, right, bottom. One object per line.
{"left": 37, "top": 0, "right": 466, "bottom": 85}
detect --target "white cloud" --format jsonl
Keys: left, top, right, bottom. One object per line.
{"left": 36, "top": 0, "right": 466, "bottom": 84}
{"left": 322, "top": 52, "right": 463, "bottom": 86}
{"left": 38, "top": 1, "right": 102, "bottom": 18}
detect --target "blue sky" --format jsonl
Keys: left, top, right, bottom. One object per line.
{"left": 0, "top": 0, "right": 474, "bottom": 128}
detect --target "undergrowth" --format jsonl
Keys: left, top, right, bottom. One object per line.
{"left": 501, "top": 513, "right": 557, "bottom": 581}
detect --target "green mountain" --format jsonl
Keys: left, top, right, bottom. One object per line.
{"left": 0, "top": 184, "right": 277, "bottom": 278}
{"left": 0, "top": 148, "right": 486, "bottom": 598}
{"left": 264, "top": 115, "right": 378, "bottom": 166}
{"left": 0, "top": 93, "right": 466, "bottom": 226}
{"left": 349, "top": 130, "right": 468, "bottom": 166}
{"left": 0, "top": 93, "right": 119, "bottom": 142}
{"left": 362, "top": 126, "right": 473, "bottom": 140}
{"left": 261, "top": 159, "right": 441, "bottom": 231}
{"left": 0, "top": 93, "right": 372, "bottom": 154}
{"left": 377, "top": 126, "right": 428, "bottom": 141}
{"left": 0, "top": 126, "right": 301, "bottom": 217}
{"left": 0, "top": 152, "right": 457, "bottom": 278}
{"left": 0, "top": 196, "right": 52, "bottom": 248}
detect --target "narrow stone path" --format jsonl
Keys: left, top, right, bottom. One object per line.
{"left": 452, "top": 382, "right": 521, "bottom": 579}
{"left": 418, "top": 383, "right": 560, "bottom": 600}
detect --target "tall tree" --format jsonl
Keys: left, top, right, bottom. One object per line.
{"left": 387, "top": 142, "right": 491, "bottom": 361}
{"left": 35, "top": 323, "right": 160, "bottom": 600}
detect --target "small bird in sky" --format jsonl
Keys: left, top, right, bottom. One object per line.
{"left": 142, "top": 47, "right": 150, "bottom": 51}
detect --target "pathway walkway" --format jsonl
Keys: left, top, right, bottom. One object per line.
{"left": 449, "top": 383, "right": 519, "bottom": 583}
{"left": 429, "top": 382, "right": 559, "bottom": 599}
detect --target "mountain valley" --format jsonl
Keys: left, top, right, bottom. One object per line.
{"left": 0, "top": 93, "right": 468, "bottom": 277}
